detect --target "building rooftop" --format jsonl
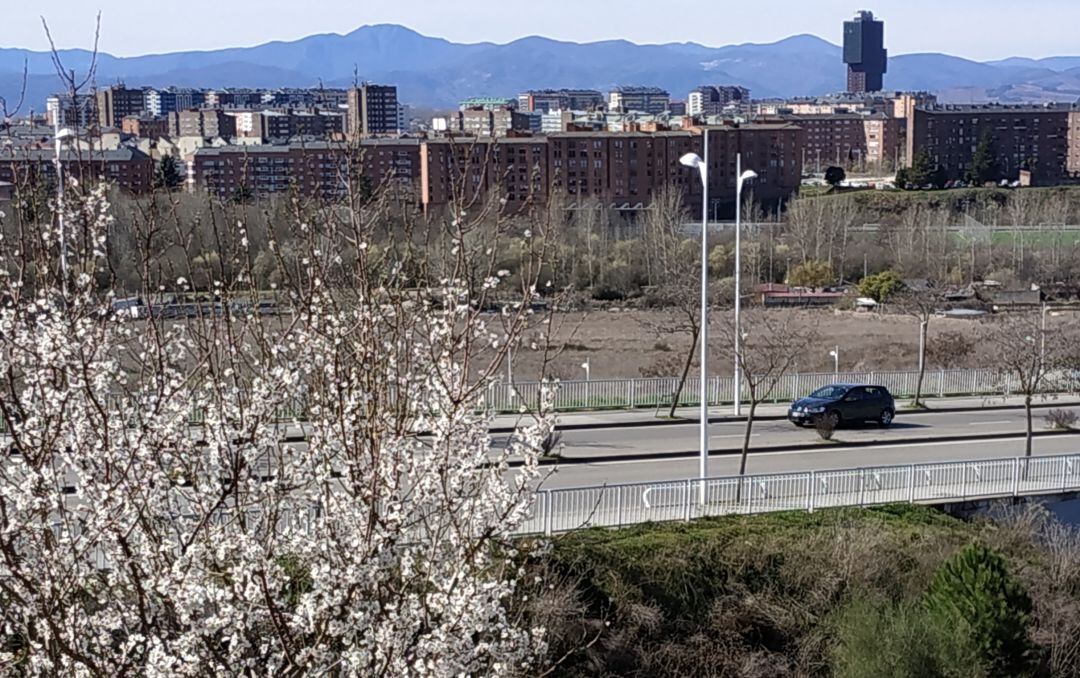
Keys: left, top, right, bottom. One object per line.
{"left": 0, "top": 147, "right": 150, "bottom": 161}
{"left": 459, "top": 97, "right": 515, "bottom": 106}
{"left": 523, "top": 89, "right": 603, "bottom": 95}
{"left": 919, "top": 103, "right": 1079, "bottom": 114}
{"left": 611, "top": 86, "right": 670, "bottom": 95}
{"left": 780, "top": 112, "right": 891, "bottom": 120}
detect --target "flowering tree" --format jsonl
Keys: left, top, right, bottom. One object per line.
{"left": 0, "top": 176, "right": 557, "bottom": 675}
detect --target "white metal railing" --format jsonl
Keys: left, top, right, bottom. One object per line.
{"left": 490, "top": 368, "right": 1079, "bottom": 413}
{"left": 516, "top": 453, "right": 1080, "bottom": 535}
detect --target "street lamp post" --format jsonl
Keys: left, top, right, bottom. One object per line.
{"left": 733, "top": 154, "right": 758, "bottom": 417}
{"left": 679, "top": 135, "right": 710, "bottom": 503}
{"left": 53, "top": 123, "right": 75, "bottom": 293}
{"left": 829, "top": 347, "right": 840, "bottom": 374}
{"left": 581, "top": 358, "right": 591, "bottom": 407}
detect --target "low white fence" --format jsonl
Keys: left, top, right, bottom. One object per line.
{"left": 517, "top": 453, "right": 1080, "bottom": 535}
{"left": 490, "top": 368, "right": 1080, "bottom": 413}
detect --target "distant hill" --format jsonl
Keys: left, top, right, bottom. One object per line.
{"left": 2, "top": 24, "right": 1079, "bottom": 113}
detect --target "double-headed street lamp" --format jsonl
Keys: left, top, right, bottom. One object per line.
{"left": 733, "top": 155, "right": 758, "bottom": 417}
{"left": 53, "top": 124, "right": 75, "bottom": 292}
{"left": 680, "top": 140, "right": 756, "bottom": 501}
{"left": 679, "top": 146, "right": 710, "bottom": 498}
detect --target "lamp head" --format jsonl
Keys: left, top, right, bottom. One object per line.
{"left": 679, "top": 153, "right": 702, "bottom": 169}
{"left": 740, "top": 169, "right": 758, "bottom": 182}
{"left": 55, "top": 128, "right": 75, "bottom": 141}
{"left": 679, "top": 153, "right": 707, "bottom": 184}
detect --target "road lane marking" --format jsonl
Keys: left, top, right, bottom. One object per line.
{"left": 970, "top": 420, "right": 1012, "bottom": 425}
{"left": 566, "top": 434, "right": 1079, "bottom": 467}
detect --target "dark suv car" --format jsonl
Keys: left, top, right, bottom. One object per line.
{"left": 788, "top": 384, "right": 895, "bottom": 428}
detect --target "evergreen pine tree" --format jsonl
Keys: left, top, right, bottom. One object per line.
{"left": 154, "top": 155, "right": 183, "bottom": 190}
{"left": 965, "top": 134, "right": 999, "bottom": 186}
{"left": 924, "top": 543, "right": 1036, "bottom": 676}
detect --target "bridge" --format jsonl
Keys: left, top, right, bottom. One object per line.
{"left": 517, "top": 452, "right": 1080, "bottom": 535}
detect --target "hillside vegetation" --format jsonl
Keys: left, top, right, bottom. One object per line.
{"left": 521, "top": 504, "right": 1080, "bottom": 677}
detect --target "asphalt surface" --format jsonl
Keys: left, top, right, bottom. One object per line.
{"left": 493, "top": 405, "right": 1080, "bottom": 488}
{"left": 500, "top": 406, "right": 1080, "bottom": 459}
{"left": 537, "top": 434, "right": 1080, "bottom": 489}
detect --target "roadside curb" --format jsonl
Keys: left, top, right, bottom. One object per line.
{"left": 489, "top": 399, "right": 1080, "bottom": 434}
{"left": 513, "top": 428, "right": 1080, "bottom": 468}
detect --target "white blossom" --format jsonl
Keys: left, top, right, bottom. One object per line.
{"left": 0, "top": 185, "right": 554, "bottom": 676}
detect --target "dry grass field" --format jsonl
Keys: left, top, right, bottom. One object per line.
{"left": 506, "top": 308, "right": 1074, "bottom": 382}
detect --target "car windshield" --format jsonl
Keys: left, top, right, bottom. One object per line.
{"left": 809, "top": 385, "right": 848, "bottom": 399}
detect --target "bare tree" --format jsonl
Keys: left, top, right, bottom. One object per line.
{"left": 638, "top": 186, "right": 704, "bottom": 417}
{"left": 893, "top": 287, "right": 940, "bottom": 408}
{"left": 717, "top": 310, "right": 817, "bottom": 476}
{"left": 985, "top": 313, "right": 1066, "bottom": 458}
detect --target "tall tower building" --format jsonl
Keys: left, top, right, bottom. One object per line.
{"left": 843, "top": 11, "right": 887, "bottom": 93}
{"left": 346, "top": 84, "right": 400, "bottom": 138}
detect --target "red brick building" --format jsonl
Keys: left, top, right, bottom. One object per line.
{"left": 121, "top": 116, "right": 169, "bottom": 139}
{"left": 784, "top": 113, "right": 902, "bottom": 171}
{"left": 906, "top": 104, "right": 1078, "bottom": 185}
{"left": 0, "top": 147, "right": 154, "bottom": 194}
{"left": 188, "top": 141, "right": 422, "bottom": 201}
{"left": 187, "top": 126, "right": 805, "bottom": 213}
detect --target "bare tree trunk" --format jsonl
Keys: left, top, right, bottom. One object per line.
{"left": 1025, "top": 394, "right": 1034, "bottom": 458}
{"left": 914, "top": 320, "right": 928, "bottom": 408}
{"left": 739, "top": 400, "right": 757, "bottom": 477}
{"left": 669, "top": 325, "right": 699, "bottom": 418}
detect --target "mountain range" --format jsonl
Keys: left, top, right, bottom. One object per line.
{"left": 2, "top": 24, "right": 1080, "bottom": 114}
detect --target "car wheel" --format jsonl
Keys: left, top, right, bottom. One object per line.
{"left": 825, "top": 411, "right": 841, "bottom": 428}
{"left": 878, "top": 409, "right": 894, "bottom": 428}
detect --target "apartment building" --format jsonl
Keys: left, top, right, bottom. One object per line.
{"left": 189, "top": 143, "right": 346, "bottom": 199}
{"left": 261, "top": 88, "right": 349, "bottom": 109}
{"left": 0, "top": 147, "right": 154, "bottom": 193}
{"left": 1069, "top": 111, "right": 1080, "bottom": 175}
{"left": 46, "top": 94, "right": 97, "bottom": 127}
{"left": 187, "top": 126, "right": 804, "bottom": 213}
{"left": 906, "top": 104, "right": 1076, "bottom": 185}
{"left": 189, "top": 140, "right": 422, "bottom": 201}
{"left": 420, "top": 137, "right": 549, "bottom": 209}
{"left": 235, "top": 110, "right": 345, "bottom": 141}
{"left": 121, "top": 116, "right": 169, "bottom": 139}
{"left": 144, "top": 88, "right": 207, "bottom": 117}
{"left": 688, "top": 86, "right": 751, "bottom": 117}
{"left": 169, "top": 109, "right": 238, "bottom": 140}
{"left": 455, "top": 108, "right": 534, "bottom": 137}
{"left": 608, "top": 87, "right": 671, "bottom": 115}
{"left": 459, "top": 97, "right": 517, "bottom": 111}
{"left": 346, "top": 84, "right": 400, "bottom": 138}
{"left": 517, "top": 89, "right": 605, "bottom": 113}
{"left": 844, "top": 10, "right": 888, "bottom": 93}
{"left": 699, "top": 123, "right": 805, "bottom": 207}
{"left": 96, "top": 86, "right": 147, "bottom": 128}
{"left": 785, "top": 112, "right": 902, "bottom": 170}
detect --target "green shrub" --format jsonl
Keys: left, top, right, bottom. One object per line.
{"left": 858, "top": 270, "right": 905, "bottom": 303}
{"left": 924, "top": 544, "right": 1036, "bottom": 676}
{"left": 831, "top": 597, "right": 985, "bottom": 678}
{"left": 788, "top": 259, "right": 834, "bottom": 289}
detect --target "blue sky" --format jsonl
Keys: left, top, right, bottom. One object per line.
{"left": 4, "top": 0, "right": 1075, "bottom": 61}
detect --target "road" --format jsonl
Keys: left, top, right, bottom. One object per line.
{"left": 537, "top": 435, "right": 1080, "bottom": 488}
{"left": 510, "top": 406, "right": 1080, "bottom": 488}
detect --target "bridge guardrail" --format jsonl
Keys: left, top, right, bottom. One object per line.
{"left": 517, "top": 453, "right": 1080, "bottom": 535}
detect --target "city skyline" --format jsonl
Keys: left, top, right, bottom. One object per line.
{"left": 3, "top": 0, "right": 1078, "bottom": 62}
